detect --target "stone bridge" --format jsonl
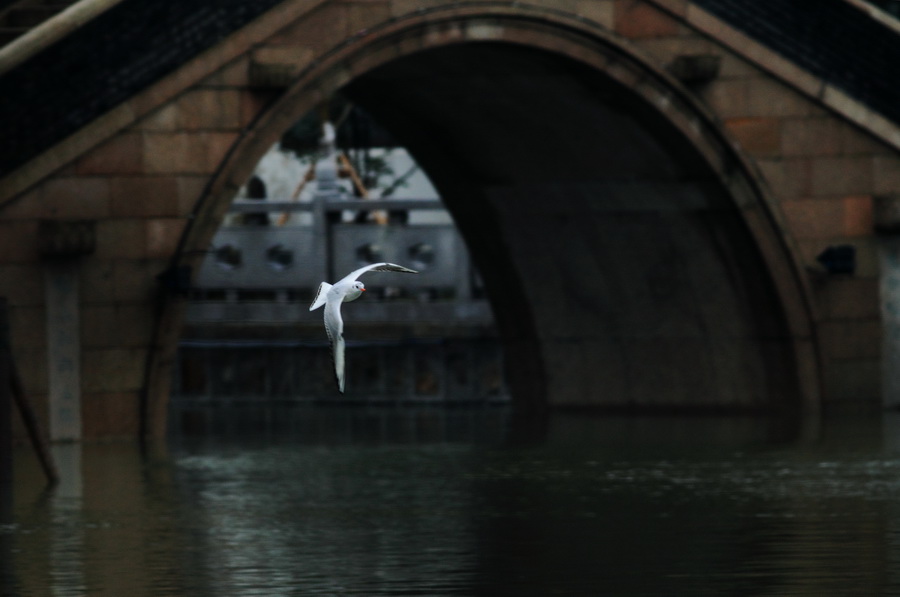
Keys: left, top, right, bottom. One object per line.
{"left": 2, "top": 0, "right": 900, "bottom": 440}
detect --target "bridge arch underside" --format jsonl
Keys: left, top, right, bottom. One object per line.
{"left": 340, "top": 43, "right": 804, "bottom": 413}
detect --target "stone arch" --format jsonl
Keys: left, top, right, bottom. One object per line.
{"left": 144, "top": 5, "right": 820, "bottom": 435}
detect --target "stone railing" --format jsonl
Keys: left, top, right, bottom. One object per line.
{"left": 186, "top": 197, "right": 494, "bottom": 326}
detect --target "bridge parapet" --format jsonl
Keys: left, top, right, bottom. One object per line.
{"left": 187, "top": 197, "right": 490, "bottom": 326}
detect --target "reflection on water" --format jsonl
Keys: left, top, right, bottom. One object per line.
{"left": 6, "top": 409, "right": 900, "bottom": 595}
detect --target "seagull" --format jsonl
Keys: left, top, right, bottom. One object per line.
{"left": 309, "top": 262, "right": 418, "bottom": 393}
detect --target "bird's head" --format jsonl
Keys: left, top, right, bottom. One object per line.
{"left": 354, "top": 281, "right": 366, "bottom": 292}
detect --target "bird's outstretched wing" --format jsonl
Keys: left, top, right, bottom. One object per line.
{"left": 309, "top": 281, "right": 332, "bottom": 311}
{"left": 337, "top": 262, "right": 418, "bottom": 285}
{"left": 323, "top": 298, "right": 346, "bottom": 393}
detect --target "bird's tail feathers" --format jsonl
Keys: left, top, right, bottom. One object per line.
{"left": 309, "top": 282, "right": 332, "bottom": 311}
{"left": 332, "top": 334, "right": 345, "bottom": 394}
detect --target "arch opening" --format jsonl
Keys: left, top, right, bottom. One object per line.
{"left": 171, "top": 99, "right": 507, "bottom": 409}
{"left": 149, "top": 18, "right": 821, "bottom": 437}
{"left": 338, "top": 42, "right": 804, "bottom": 413}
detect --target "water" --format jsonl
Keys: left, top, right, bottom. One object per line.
{"left": 5, "top": 408, "right": 900, "bottom": 596}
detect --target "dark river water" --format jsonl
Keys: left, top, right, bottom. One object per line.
{"left": 5, "top": 407, "right": 900, "bottom": 596}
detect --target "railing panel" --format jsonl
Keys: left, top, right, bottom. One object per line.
{"left": 195, "top": 222, "right": 469, "bottom": 294}
{"left": 188, "top": 197, "right": 489, "bottom": 327}
{"left": 195, "top": 226, "right": 322, "bottom": 289}
{"left": 331, "top": 224, "right": 464, "bottom": 291}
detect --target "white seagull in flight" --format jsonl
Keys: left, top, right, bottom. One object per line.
{"left": 309, "top": 262, "right": 418, "bottom": 393}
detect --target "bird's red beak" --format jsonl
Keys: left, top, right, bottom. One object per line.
{"left": 360, "top": 288, "right": 366, "bottom": 291}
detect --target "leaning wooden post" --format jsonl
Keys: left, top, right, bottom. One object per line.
{"left": 0, "top": 300, "right": 10, "bottom": 488}
{"left": 0, "top": 298, "right": 59, "bottom": 486}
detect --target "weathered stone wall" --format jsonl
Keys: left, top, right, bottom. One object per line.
{"left": 621, "top": 1, "right": 899, "bottom": 406}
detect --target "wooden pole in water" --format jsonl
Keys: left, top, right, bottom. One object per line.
{"left": 0, "top": 301, "right": 10, "bottom": 488}
{"left": 0, "top": 298, "right": 58, "bottom": 486}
